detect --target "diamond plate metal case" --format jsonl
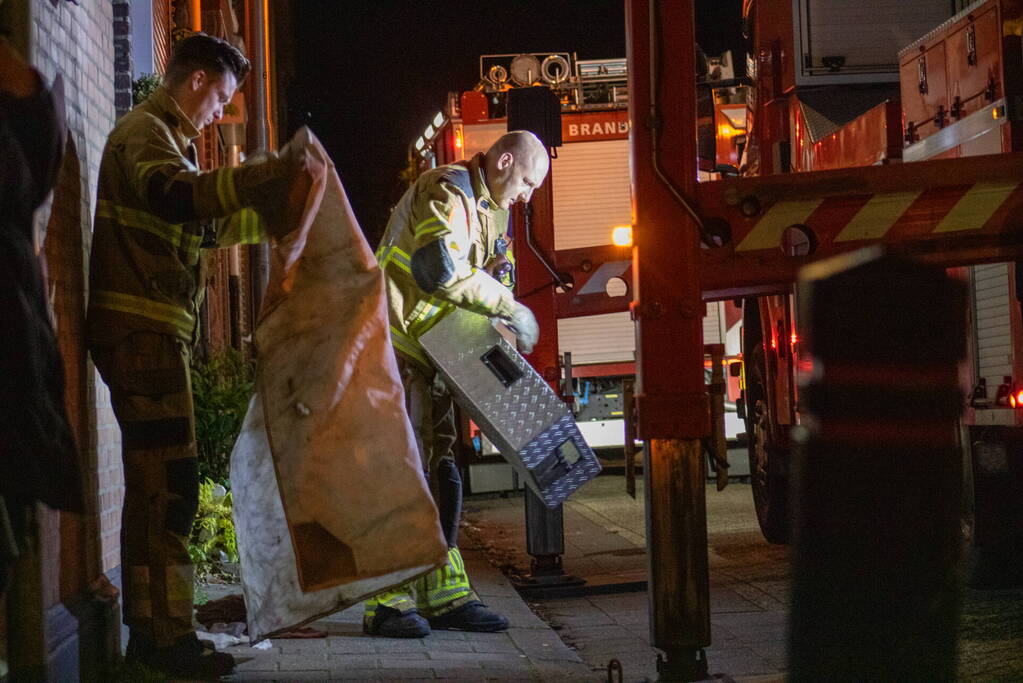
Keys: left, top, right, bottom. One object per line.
{"left": 419, "top": 309, "right": 602, "bottom": 507}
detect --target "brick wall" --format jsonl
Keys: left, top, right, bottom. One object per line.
{"left": 112, "top": 1, "right": 132, "bottom": 118}
{"left": 29, "top": 0, "right": 122, "bottom": 600}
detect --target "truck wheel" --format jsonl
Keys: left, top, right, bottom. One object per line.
{"left": 747, "top": 345, "right": 790, "bottom": 544}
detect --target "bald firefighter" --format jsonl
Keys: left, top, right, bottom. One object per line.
{"left": 367, "top": 131, "right": 548, "bottom": 637}
{"left": 86, "top": 34, "right": 315, "bottom": 677}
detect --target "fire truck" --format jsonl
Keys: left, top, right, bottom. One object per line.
{"left": 408, "top": 52, "right": 745, "bottom": 488}
{"left": 735, "top": 0, "right": 1023, "bottom": 582}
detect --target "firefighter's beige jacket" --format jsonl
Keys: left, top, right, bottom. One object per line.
{"left": 375, "top": 153, "right": 517, "bottom": 368}
{"left": 87, "top": 86, "right": 281, "bottom": 347}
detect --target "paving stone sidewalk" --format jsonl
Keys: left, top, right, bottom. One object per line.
{"left": 218, "top": 545, "right": 602, "bottom": 682}
{"left": 462, "top": 477, "right": 790, "bottom": 683}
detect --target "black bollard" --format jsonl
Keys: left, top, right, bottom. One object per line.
{"left": 789, "top": 248, "right": 965, "bottom": 682}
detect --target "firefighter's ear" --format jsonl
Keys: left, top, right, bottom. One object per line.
{"left": 189, "top": 69, "right": 207, "bottom": 91}
{"left": 496, "top": 151, "right": 514, "bottom": 171}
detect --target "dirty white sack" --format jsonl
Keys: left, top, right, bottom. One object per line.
{"left": 230, "top": 128, "right": 446, "bottom": 641}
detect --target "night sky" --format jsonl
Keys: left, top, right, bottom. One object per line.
{"left": 288, "top": 1, "right": 742, "bottom": 245}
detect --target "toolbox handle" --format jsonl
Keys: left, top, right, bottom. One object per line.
{"left": 481, "top": 346, "right": 524, "bottom": 388}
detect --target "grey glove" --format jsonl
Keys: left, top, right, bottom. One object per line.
{"left": 504, "top": 302, "right": 539, "bottom": 354}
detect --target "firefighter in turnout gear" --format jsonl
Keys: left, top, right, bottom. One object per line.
{"left": 366, "top": 131, "right": 548, "bottom": 637}
{"left": 86, "top": 34, "right": 316, "bottom": 678}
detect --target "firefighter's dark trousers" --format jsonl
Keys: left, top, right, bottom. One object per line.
{"left": 364, "top": 356, "right": 477, "bottom": 624}
{"left": 92, "top": 332, "right": 198, "bottom": 646}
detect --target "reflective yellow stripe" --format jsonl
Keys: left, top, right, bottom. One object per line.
{"left": 91, "top": 289, "right": 195, "bottom": 335}
{"left": 233, "top": 208, "right": 261, "bottom": 244}
{"left": 407, "top": 298, "right": 452, "bottom": 339}
{"left": 417, "top": 223, "right": 448, "bottom": 239}
{"left": 247, "top": 209, "right": 262, "bottom": 243}
{"left": 935, "top": 181, "right": 1020, "bottom": 233}
{"left": 736, "top": 198, "right": 823, "bottom": 251}
{"left": 216, "top": 167, "right": 242, "bottom": 213}
{"left": 834, "top": 191, "right": 922, "bottom": 243}
{"left": 380, "top": 246, "right": 413, "bottom": 276}
{"left": 424, "top": 548, "right": 471, "bottom": 604}
{"left": 96, "top": 200, "right": 201, "bottom": 254}
{"left": 389, "top": 325, "right": 429, "bottom": 366}
{"left": 135, "top": 159, "right": 175, "bottom": 185}
{"left": 413, "top": 216, "right": 445, "bottom": 239}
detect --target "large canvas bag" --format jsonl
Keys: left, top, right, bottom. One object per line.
{"left": 230, "top": 128, "right": 446, "bottom": 640}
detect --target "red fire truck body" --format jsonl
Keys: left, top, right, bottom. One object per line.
{"left": 740, "top": 0, "right": 1023, "bottom": 576}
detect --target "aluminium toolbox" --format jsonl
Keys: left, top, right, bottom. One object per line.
{"left": 419, "top": 309, "right": 601, "bottom": 507}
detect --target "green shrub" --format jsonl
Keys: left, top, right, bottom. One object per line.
{"left": 191, "top": 348, "right": 254, "bottom": 484}
{"left": 188, "top": 478, "right": 238, "bottom": 579}
{"left": 131, "top": 72, "right": 162, "bottom": 106}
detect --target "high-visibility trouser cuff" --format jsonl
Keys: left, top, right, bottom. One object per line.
{"left": 415, "top": 547, "right": 479, "bottom": 617}
{"left": 363, "top": 586, "right": 417, "bottom": 626}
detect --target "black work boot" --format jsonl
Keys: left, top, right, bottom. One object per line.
{"left": 126, "top": 631, "right": 235, "bottom": 678}
{"left": 428, "top": 601, "right": 510, "bottom": 632}
{"left": 364, "top": 605, "right": 431, "bottom": 638}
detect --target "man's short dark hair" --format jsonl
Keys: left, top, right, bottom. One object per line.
{"left": 165, "top": 33, "right": 250, "bottom": 87}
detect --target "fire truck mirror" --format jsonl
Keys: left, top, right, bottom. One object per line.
{"left": 729, "top": 361, "right": 742, "bottom": 378}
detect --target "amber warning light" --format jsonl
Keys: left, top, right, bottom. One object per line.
{"left": 612, "top": 225, "right": 633, "bottom": 246}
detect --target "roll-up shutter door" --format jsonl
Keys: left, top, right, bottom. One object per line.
{"left": 558, "top": 305, "right": 724, "bottom": 367}
{"left": 704, "top": 302, "right": 722, "bottom": 346}
{"left": 552, "top": 139, "right": 631, "bottom": 251}
{"left": 973, "top": 263, "right": 1013, "bottom": 390}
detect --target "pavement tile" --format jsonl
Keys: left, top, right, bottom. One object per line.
{"left": 570, "top": 637, "right": 650, "bottom": 658}
{"left": 433, "top": 669, "right": 490, "bottom": 681}
{"left": 274, "top": 638, "right": 330, "bottom": 654}
{"left": 480, "top": 673, "right": 545, "bottom": 682}
{"left": 469, "top": 639, "right": 521, "bottom": 654}
{"left": 424, "top": 629, "right": 470, "bottom": 641}
{"left": 377, "top": 658, "right": 443, "bottom": 670}
{"left": 553, "top": 624, "right": 635, "bottom": 641}
{"left": 711, "top": 611, "right": 787, "bottom": 643}
{"left": 528, "top": 659, "right": 603, "bottom": 679}
{"left": 326, "top": 637, "right": 379, "bottom": 654}
{"left": 426, "top": 650, "right": 513, "bottom": 663}
{"left": 277, "top": 652, "right": 330, "bottom": 670}
{"left": 374, "top": 638, "right": 428, "bottom": 653}
{"left": 325, "top": 653, "right": 382, "bottom": 668}
{"left": 227, "top": 671, "right": 331, "bottom": 681}
{"left": 324, "top": 669, "right": 390, "bottom": 681}
{"left": 704, "top": 647, "right": 776, "bottom": 677}
{"left": 232, "top": 653, "right": 281, "bottom": 672}
{"left": 415, "top": 638, "right": 476, "bottom": 653}
{"left": 505, "top": 628, "right": 577, "bottom": 659}
{"left": 477, "top": 657, "right": 535, "bottom": 672}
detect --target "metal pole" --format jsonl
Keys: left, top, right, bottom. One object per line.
{"left": 707, "top": 343, "right": 729, "bottom": 491}
{"left": 626, "top": 0, "right": 711, "bottom": 678}
{"left": 623, "top": 377, "right": 637, "bottom": 498}
{"left": 507, "top": 89, "right": 582, "bottom": 591}
{"left": 645, "top": 440, "right": 709, "bottom": 679}
{"left": 248, "top": 0, "right": 270, "bottom": 319}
